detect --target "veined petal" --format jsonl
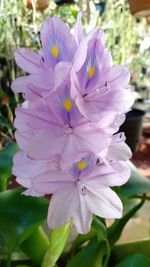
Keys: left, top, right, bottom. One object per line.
{"left": 97, "top": 65, "right": 131, "bottom": 88}
{"left": 107, "top": 132, "right": 132, "bottom": 161}
{"left": 85, "top": 162, "right": 130, "bottom": 187}
{"left": 85, "top": 184, "right": 123, "bottom": 219}
{"left": 40, "top": 16, "right": 76, "bottom": 68}
{"left": 47, "top": 77, "right": 81, "bottom": 126}
{"left": 74, "top": 12, "right": 84, "bottom": 46}
{"left": 47, "top": 185, "right": 78, "bottom": 228}
{"left": 11, "top": 69, "right": 54, "bottom": 101}
{"left": 73, "top": 191, "right": 92, "bottom": 234}
{"left": 14, "top": 48, "right": 42, "bottom": 73}
{"left": 15, "top": 104, "right": 59, "bottom": 132}
{"left": 27, "top": 128, "right": 66, "bottom": 160}
{"left": 73, "top": 28, "right": 105, "bottom": 72}
{"left": 13, "top": 151, "right": 60, "bottom": 182}
{"left": 77, "top": 39, "right": 111, "bottom": 93}
{"left": 15, "top": 130, "right": 33, "bottom": 151}
{"left": 32, "top": 170, "right": 73, "bottom": 194}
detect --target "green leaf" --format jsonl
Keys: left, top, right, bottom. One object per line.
{"left": 114, "top": 253, "right": 150, "bottom": 267}
{"left": 42, "top": 221, "right": 71, "bottom": 267}
{"left": 70, "top": 228, "right": 97, "bottom": 253}
{"left": 70, "top": 217, "right": 106, "bottom": 254}
{"left": 111, "top": 239, "right": 150, "bottom": 266}
{"left": 0, "top": 142, "right": 19, "bottom": 180}
{"left": 66, "top": 241, "right": 104, "bottom": 267}
{"left": 20, "top": 226, "right": 49, "bottom": 265}
{"left": 0, "top": 189, "right": 48, "bottom": 258}
{"left": 92, "top": 216, "right": 107, "bottom": 241}
{"left": 108, "top": 198, "right": 145, "bottom": 247}
{"left": 120, "top": 162, "right": 150, "bottom": 197}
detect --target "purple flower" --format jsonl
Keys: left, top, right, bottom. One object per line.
{"left": 14, "top": 75, "right": 109, "bottom": 169}
{"left": 71, "top": 29, "right": 134, "bottom": 122}
{"left": 11, "top": 16, "right": 77, "bottom": 101}
{"left": 12, "top": 15, "right": 133, "bottom": 234}
{"left": 13, "top": 152, "right": 130, "bottom": 234}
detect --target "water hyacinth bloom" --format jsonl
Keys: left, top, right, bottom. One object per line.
{"left": 11, "top": 16, "right": 79, "bottom": 101}
{"left": 12, "top": 14, "right": 133, "bottom": 234}
{"left": 13, "top": 152, "right": 130, "bottom": 234}
{"left": 14, "top": 73, "right": 109, "bottom": 168}
{"left": 71, "top": 30, "right": 134, "bottom": 122}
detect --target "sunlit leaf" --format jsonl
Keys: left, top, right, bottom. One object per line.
{"left": 42, "top": 221, "right": 71, "bottom": 267}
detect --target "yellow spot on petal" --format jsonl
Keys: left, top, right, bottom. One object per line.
{"left": 77, "top": 161, "right": 88, "bottom": 171}
{"left": 88, "top": 65, "right": 95, "bottom": 79}
{"left": 51, "top": 45, "right": 59, "bottom": 59}
{"left": 63, "top": 99, "right": 73, "bottom": 112}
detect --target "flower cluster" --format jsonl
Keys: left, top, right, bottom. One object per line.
{"left": 12, "top": 14, "right": 134, "bottom": 234}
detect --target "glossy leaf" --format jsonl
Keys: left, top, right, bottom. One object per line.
{"left": 92, "top": 216, "right": 107, "bottom": 241}
{"left": 0, "top": 189, "right": 48, "bottom": 258}
{"left": 0, "top": 142, "right": 19, "bottom": 180}
{"left": 120, "top": 162, "right": 150, "bottom": 197}
{"left": 111, "top": 239, "right": 150, "bottom": 266}
{"left": 70, "top": 228, "right": 97, "bottom": 253}
{"left": 20, "top": 226, "right": 49, "bottom": 265}
{"left": 42, "top": 221, "right": 71, "bottom": 267}
{"left": 114, "top": 253, "right": 150, "bottom": 267}
{"left": 66, "top": 241, "right": 104, "bottom": 267}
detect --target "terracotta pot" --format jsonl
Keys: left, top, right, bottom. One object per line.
{"left": 24, "top": 0, "right": 49, "bottom": 10}
{"left": 128, "top": 0, "right": 150, "bottom": 17}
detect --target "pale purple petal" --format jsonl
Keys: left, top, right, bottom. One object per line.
{"left": 73, "top": 191, "right": 92, "bottom": 234}
{"left": 73, "top": 28, "right": 105, "bottom": 72}
{"left": 107, "top": 132, "right": 132, "bottom": 161}
{"left": 85, "top": 184, "right": 123, "bottom": 219}
{"left": 74, "top": 12, "right": 84, "bottom": 46}
{"left": 40, "top": 16, "right": 76, "bottom": 68}
{"left": 14, "top": 48, "right": 42, "bottom": 73}
{"left": 54, "top": 62, "right": 71, "bottom": 89}
{"left": 32, "top": 169, "right": 73, "bottom": 194}
{"left": 47, "top": 185, "right": 78, "bottom": 228}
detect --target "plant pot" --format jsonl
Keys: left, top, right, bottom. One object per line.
{"left": 55, "top": 0, "right": 75, "bottom": 5}
{"left": 119, "top": 108, "right": 145, "bottom": 153}
{"left": 128, "top": 0, "right": 150, "bottom": 17}
{"left": 94, "top": 1, "right": 106, "bottom": 14}
{"left": 24, "top": 0, "right": 49, "bottom": 10}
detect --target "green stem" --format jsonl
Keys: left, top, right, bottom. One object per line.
{"left": 20, "top": 226, "right": 49, "bottom": 265}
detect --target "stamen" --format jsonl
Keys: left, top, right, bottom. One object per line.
{"left": 63, "top": 99, "right": 73, "bottom": 112}
{"left": 81, "top": 185, "right": 87, "bottom": 195}
{"left": 88, "top": 65, "right": 95, "bottom": 79}
{"left": 51, "top": 45, "right": 59, "bottom": 59}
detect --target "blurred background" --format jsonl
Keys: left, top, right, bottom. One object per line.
{"left": 0, "top": 0, "right": 150, "bottom": 246}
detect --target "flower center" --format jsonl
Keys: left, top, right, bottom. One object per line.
{"left": 51, "top": 45, "right": 59, "bottom": 59}
{"left": 77, "top": 160, "right": 88, "bottom": 170}
{"left": 63, "top": 99, "right": 73, "bottom": 112}
{"left": 88, "top": 65, "right": 95, "bottom": 79}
